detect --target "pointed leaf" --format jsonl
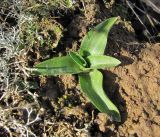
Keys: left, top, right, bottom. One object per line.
{"left": 69, "top": 51, "right": 87, "bottom": 67}
{"left": 33, "top": 56, "right": 85, "bottom": 76}
{"left": 79, "top": 69, "right": 121, "bottom": 122}
{"left": 79, "top": 17, "right": 118, "bottom": 57}
{"left": 87, "top": 55, "right": 121, "bottom": 69}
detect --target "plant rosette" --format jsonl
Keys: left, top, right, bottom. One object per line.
{"left": 33, "top": 17, "right": 121, "bottom": 122}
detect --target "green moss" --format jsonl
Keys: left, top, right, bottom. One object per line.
{"left": 21, "top": 0, "right": 73, "bottom": 16}
{"left": 20, "top": 17, "right": 63, "bottom": 49}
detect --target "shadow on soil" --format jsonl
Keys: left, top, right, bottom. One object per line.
{"left": 118, "top": 55, "right": 134, "bottom": 66}
{"left": 102, "top": 70, "right": 128, "bottom": 124}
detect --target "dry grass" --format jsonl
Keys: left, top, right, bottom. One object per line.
{"left": 0, "top": 0, "right": 73, "bottom": 136}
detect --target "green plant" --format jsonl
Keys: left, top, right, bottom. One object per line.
{"left": 33, "top": 17, "right": 121, "bottom": 122}
{"left": 20, "top": 18, "right": 63, "bottom": 48}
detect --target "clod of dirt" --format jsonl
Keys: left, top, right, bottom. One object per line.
{"left": 62, "top": 106, "right": 88, "bottom": 120}
{"left": 40, "top": 77, "right": 59, "bottom": 101}
{"left": 59, "top": 75, "right": 77, "bottom": 90}
{"left": 68, "top": 0, "right": 102, "bottom": 39}
{"left": 94, "top": 113, "right": 110, "bottom": 132}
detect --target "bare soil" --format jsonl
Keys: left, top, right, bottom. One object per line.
{"left": 106, "top": 43, "right": 160, "bottom": 137}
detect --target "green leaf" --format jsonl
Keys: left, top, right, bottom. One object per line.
{"left": 87, "top": 55, "right": 121, "bottom": 69}
{"left": 33, "top": 56, "right": 85, "bottom": 76}
{"left": 79, "top": 69, "right": 121, "bottom": 122}
{"left": 79, "top": 17, "right": 118, "bottom": 57}
{"left": 69, "top": 51, "right": 87, "bottom": 67}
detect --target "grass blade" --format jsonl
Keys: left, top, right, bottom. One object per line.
{"left": 87, "top": 55, "right": 121, "bottom": 69}
{"left": 33, "top": 56, "right": 85, "bottom": 76}
{"left": 79, "top": 69, "right": 121, "bottom": 122}
{"left": 79, "top": 17, "right": 118, "bottom": 57}
{"left": 69, "top": 51, "right": 87, "bottom": 67}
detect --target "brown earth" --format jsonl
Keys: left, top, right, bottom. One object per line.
{"left": 105, "top": 43, "right": 160, "bottom": 137}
